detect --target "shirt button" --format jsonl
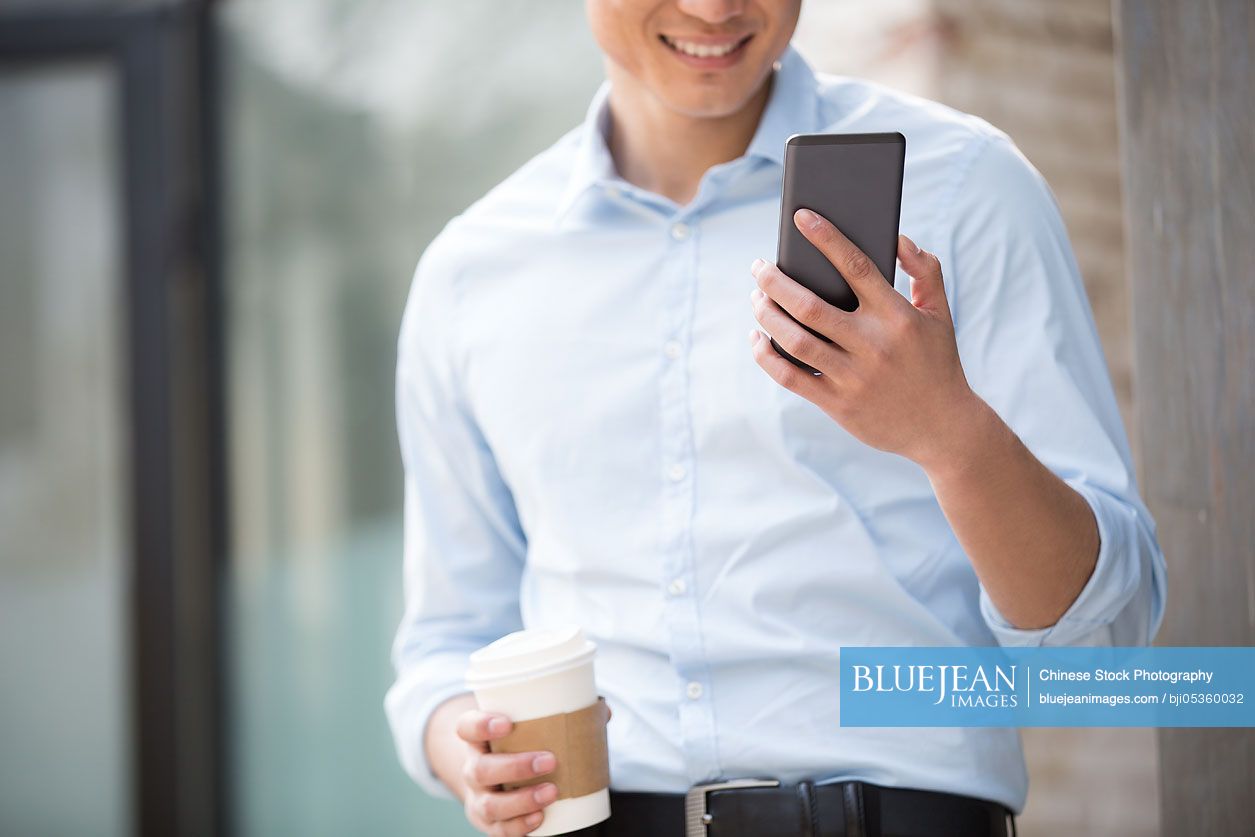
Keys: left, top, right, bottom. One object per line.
{"left": 667, "top": 463, "right": 687, "bottom": 482}
{"left": 604, "top": 184, "right": 621, "bottom": 199}
{"left": 686, "top": 681, "right": 703, "bottom": 700}
{"left": 663, "top": 340, "right": 682, "bottom": 359}
{"left": 667, "top": 578, "right": 687, "bottom": 596}
{"left": 670, "top": 222, "right": 691, "bottom": 241}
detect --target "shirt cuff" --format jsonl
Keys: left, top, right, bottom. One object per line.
{"left": 384, "top": 652, "right": 474, "bottom": 801}
{"left": 979, "top": 479, "right": 1138, "bottom": 647}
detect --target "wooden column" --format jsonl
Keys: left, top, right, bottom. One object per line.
{"left": 1112, "top": 1, "right": 1254, "bottom": 833}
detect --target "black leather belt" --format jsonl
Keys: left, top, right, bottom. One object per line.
{"left": 569, "top": 779, "right": 1016, "bottom": 837}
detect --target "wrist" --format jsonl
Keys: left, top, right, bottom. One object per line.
{"left": 912, "top": 387, "right": 1003, "bottom": 481}
{"left": 425, "top": 693, "right": 476, "bottom": 800}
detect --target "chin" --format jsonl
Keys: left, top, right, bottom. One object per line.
{"left": 661, "top": 82, "right": 762, "bottom": 119}
{"left": 645, "top": 52, "right": 774, "bottom": 119}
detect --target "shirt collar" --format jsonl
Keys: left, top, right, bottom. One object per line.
{"left": 553, "top": 79, "right": 616, "bottom": 223}
{"left": 554, "top": 43, "right": 823, "bottom": 224}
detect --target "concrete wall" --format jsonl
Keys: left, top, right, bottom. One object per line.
{"left": 1114, "top": 2, "right": 1255, "bottom": 833}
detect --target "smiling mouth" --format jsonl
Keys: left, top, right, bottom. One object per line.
{"left": 659, "top": 33, "right": 754, "bottom": 59}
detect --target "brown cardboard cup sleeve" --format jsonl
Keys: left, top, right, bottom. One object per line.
{"left": 488, "top": 697, "right": 610, "bottom": 800}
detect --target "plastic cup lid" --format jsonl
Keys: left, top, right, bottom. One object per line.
{"left": 465, "top": 624, "right": 596, "bottom": 690}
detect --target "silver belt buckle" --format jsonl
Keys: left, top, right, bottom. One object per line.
{"left": 684, "top": 777, "right": 781, "bottom": 837}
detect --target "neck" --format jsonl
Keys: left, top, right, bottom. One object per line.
{"left": 604, "top": 68, "right": 775, "bottom": 206}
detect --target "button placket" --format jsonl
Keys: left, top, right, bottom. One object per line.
{"left": 656, "top": 216, "right": 721, "bottom": 782}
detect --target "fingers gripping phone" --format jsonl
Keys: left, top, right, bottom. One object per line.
{"left": 771, "top": 132, "right": 906, "bottom": 374}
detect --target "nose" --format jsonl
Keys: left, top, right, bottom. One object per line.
{"left": 675, "top": 0, "right": 746, "bottom": 25}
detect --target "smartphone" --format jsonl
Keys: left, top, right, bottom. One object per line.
{"left": 771, "top": 131, "right": 906, "bottom": 374}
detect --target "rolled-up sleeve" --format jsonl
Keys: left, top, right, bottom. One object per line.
{"left": 944, "top": 132, "right": 1167, "bottom": 648}
{"left": 384, "top": 228, "right": 526, "bottom": 799}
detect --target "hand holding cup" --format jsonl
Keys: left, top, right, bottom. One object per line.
{"left": 466, "top": 626, "right": 612, "bottom": 836}
{"left": 455, "top": 708, "right": 561, "bottom": 836}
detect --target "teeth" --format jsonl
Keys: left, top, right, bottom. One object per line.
{"left": 664, "top": 35, "right": 741, "bottom": 58}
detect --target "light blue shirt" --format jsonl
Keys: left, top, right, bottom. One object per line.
{"left": 385, "top": 44, "right": 1166, "bottom": 814}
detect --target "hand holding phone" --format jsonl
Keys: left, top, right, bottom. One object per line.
{"left": 749, "top": 132, "right": 977, "bottom": 468}
{"left": 771, "top": 132, "right": 906, "bottom": 373}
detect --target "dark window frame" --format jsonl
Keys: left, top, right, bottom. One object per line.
{"left": 0, "top": 4, "right": 226, "bottom": 835}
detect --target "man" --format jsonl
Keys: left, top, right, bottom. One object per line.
{"left": 386, "top": 2, "right": 1166, "bottom": 835}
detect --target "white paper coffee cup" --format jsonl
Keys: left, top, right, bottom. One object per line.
{"left": 465, "top": 625, "right": 611, "bottom": 836}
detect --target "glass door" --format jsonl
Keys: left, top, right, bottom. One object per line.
{"left": 0, "top": 59, "right": 132, "bottom": 837}
{"left": 0, "top": 5, "right": 223, "bottom": 835}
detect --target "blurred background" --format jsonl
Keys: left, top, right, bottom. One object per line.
{"left": 1, "top": 1, "right": 1250, "bottom": 836}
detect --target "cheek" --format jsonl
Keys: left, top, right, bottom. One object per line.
{"left": 586, "top": 0, "right": 654, "bottom": 75}
{"left": 757, "top": 0, "right": 802, "bottom": 39}
{"left": 750, "top": 2, "right": 801, "bottom": 71}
